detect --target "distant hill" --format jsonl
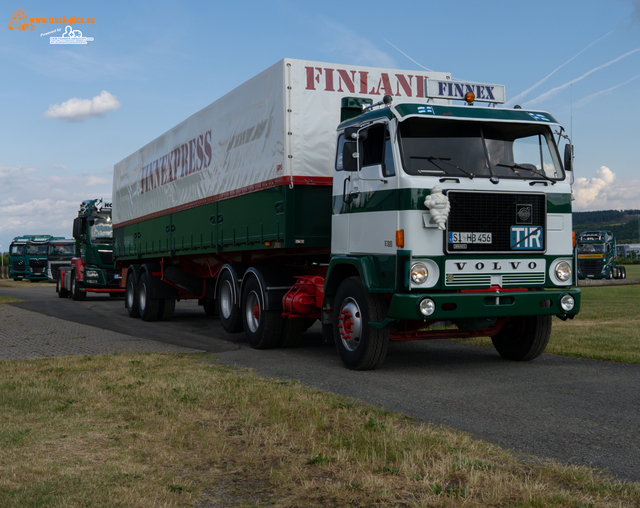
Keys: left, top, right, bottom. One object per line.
{"left": 572, "top": 209, "right": 640, "bottom": 244}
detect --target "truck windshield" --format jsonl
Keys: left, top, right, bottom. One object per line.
{"left": 89, "top": 217, "right": 113, "bottom": 240}
{"left": 398, "top": 118, "right": 564, "bottom": 181}
{"left": 50, "top": 243, "right": 74, "bottom": 256}
{"left": 26, "top": 244, "right": 48, "bottom": 255}
{"left": 10, "top": 245, "right": 25, "bottom": 255}
{"left": 578, "top": 243, "right": 605, "bottom": 254}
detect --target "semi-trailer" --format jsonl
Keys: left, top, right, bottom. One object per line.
{"left": 112, "top": 58, "right": 580, "bottom": 369}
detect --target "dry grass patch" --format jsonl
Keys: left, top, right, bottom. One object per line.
{"left": 0, "top": 278, "right": 49, "bottom": 289}
{"left": 0, "top": 353, "right": 638, "bottom": 507}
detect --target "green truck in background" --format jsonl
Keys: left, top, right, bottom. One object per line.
{"left": 576, "top": 231, "right": 626, "bottom": 279}
{"left": 56, "top": 199, "right": 125, "bottom": 299}
{"left": 8, "top": 235, "right": 31, "bottom": 280}
{"left": 9, "top": 235, "right": 58, "bottom": 282}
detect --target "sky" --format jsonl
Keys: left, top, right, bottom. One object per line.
{"left": 1, "top": 0, "right": 640, "bottom": 247}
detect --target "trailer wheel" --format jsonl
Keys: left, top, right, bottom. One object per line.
{"left": 71, "top": 270, "right": 86, "bottom": 301}
{"left": 241, "top": 276, "right": 283, "bottom": 349}
{"left": 57, "top": 272, "right": 69, "bottom": 298}
{"left": 138, "top": 272, "right": 160, "bottom": 322}
{"left": 621, "top": 266, "right": 627, "bottom": 279}
{"left": 217, "top": 270, "right": 243, "bottom": 333}
{"left": 333, "top": 276, "right": 389, "bottom": 370}
{"left": 279, "top": 318, "right": 306, "bottom": 348}
{"left": 126, "top": 272, "right": 140, "bottom": 318}
{"left": 158, "top": 298, "right": 175, "bottom": 321}
{"left": 491, "top": 315, "right": 551, "bottom": 361}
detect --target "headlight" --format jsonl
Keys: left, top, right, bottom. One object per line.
{"left": 411, "top": 263, "right": 429, "bottom": 284}
{"left": 85, "top": 270, "right": 99, "bottom": 278}
{"left": 555, "top": 261, "right": 571, "bottom": 282}
{"left": 419, "top": 298, "right": 436, "bottom": 317}
{"left": 560, "top": 294, "right": 575, "bottom": 312}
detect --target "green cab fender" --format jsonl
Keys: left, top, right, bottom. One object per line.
{"left": 324, "top": 255, "right": 385, "bottom": 296}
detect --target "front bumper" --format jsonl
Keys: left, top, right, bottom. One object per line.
{"left": 386, "top": 288, "right": 581, "bottom": 321}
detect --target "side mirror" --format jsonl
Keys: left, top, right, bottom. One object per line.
{"left": 564, "top": 144, "right": 573, "bottom": 172}
{"left": 72, "top": 217, "right": 84, "bottom": 239}
{"left": 341, "top": 141, "right": 359, "bottom": 172}
{"left": 344, "top": 126, "right": 368, "bottom": 142}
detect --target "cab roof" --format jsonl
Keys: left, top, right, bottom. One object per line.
{"left": 338, "top": 103, "right": 559, "bottom": 129}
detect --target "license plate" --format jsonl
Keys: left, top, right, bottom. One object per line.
{"left": 449, "top": 232, "right": 492, "bottom": 244}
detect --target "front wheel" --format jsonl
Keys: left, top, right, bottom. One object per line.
{"left": 71, "top": 270, "right": 86, "bottom": 301}
{"left": 57, "top": 272, "right": 69, "bottom": 298}
{"left": 491, "top": 315, "right": 551, "bottom": 361}
{"left": 333, "top": 276, "right": 389, "bottom": 370}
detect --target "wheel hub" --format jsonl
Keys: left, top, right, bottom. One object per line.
{"left": 338, "top": 299, "right": 362, "bottom": 351}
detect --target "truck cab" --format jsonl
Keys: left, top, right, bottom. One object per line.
{"left": 47, "top": 238, "right": 75, "bottom": 282}
{"left": 25, "top": 236, "right": 52, "bottom": 282}
{"left": 577, "top": 231, "right": 624, "bottom": 279}
{"left": 325, "top": 81, "right": 580, "bottom": 369}
{"left": 8, "top": 236, "right": 30, "bottom": 280}
{"left": 57, "top": 199, "right": 124, "bottom": 299}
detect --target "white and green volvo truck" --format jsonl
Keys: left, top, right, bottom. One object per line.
{"left": 113, "top": 58, "right": 580, "bottom": 370}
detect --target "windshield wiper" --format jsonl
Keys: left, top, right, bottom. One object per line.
{"left": 497, "top": 163, "right": 556, "bottom": 185}
{"left": 412, "top": 156, "right": 475, "bottom": 179}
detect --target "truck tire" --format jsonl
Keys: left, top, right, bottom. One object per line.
{"left": 71, "top": 270, "right": 86, "bottom": 301}
{"left": 241, "top": 276, "right": 283, "bottom": 349}
{"left": 333, "top": 276, "right": 389, "bottom": 370}
{"left": 138, "top": 272, "right": 160, "bottom": 322}
{"left": 217, "top": 270, "right": 243, "bottom": 333}
{"left": 491, "top": 314, "right": 551, "bottom": 361}
{"left": 279, "top": 317, "right": 306, "bottom": 348}
{"left": 158, "top": 298, "right": 175, "bottom": 321}
{"left": 126, "top": 271, "right": 140, "bottom": 318}
{"left": 57, "top": 272, "right": 69, "bottom": 298}
{"left": 621, "top": 266, "right": 627, "bottom": 279}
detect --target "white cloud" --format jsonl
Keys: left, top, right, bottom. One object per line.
{"left": 43, "top": 90, "right": 121, "bottom": 122}
{"left": 573, "top": 166, "right": 640, "bottom": 210}
{"left": 0, "top": 163, "right": 112, "bottom": 240}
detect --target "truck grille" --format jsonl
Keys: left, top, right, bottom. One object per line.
{"left": 445, "top": 191, "right": 546, "bottom": 254}
{"left": 98, "top": 250, "right": 113, "bottom": 266}
{"left": 12, "top": 260, "right": 24, "bottom": 270}
{"left": 29, "top": 259, "right": 47, "bottom": 268}
{"left": 579, "top": 260, "right": 602, "bottom": 276}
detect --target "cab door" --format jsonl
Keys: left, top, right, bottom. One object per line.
{"left": 346, "top": 123, "right": 398, "bottom": 255}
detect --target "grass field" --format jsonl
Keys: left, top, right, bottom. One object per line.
{"left": 0, "top": 353, "right": 638, "bottom": 508}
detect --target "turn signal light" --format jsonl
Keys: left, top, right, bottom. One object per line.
{"left": 396, "top": 229, "right": 404, "bottom": 248}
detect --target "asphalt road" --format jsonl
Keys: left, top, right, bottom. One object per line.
{"left": 2, "top": 283, "right": 639, "bottom": 485}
